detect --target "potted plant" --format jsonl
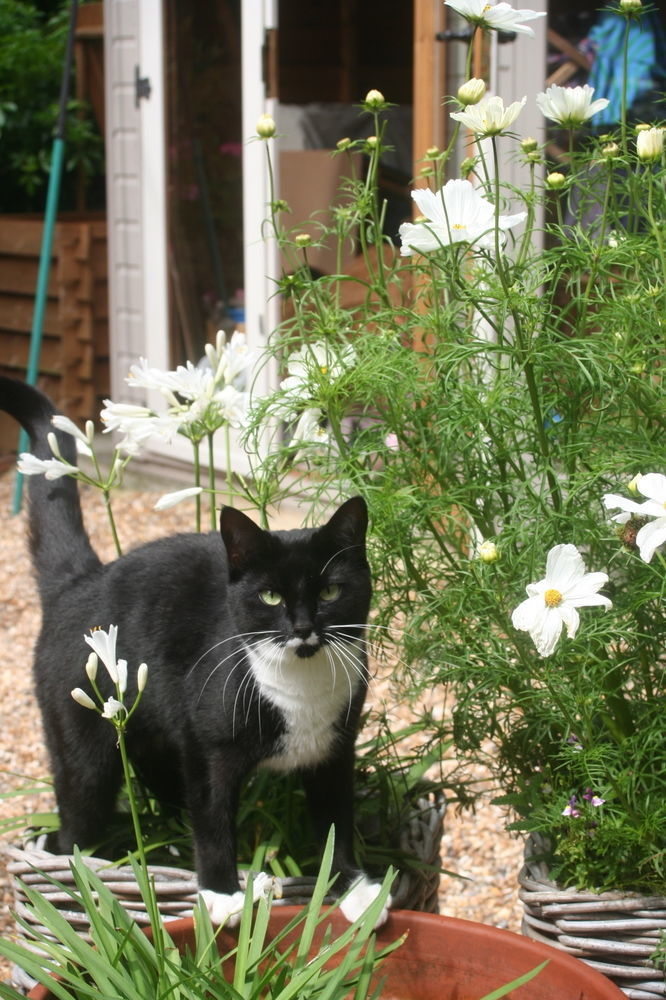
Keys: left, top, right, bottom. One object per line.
{"left": 0, "top": 629, "right": 622, "bottom": 1000}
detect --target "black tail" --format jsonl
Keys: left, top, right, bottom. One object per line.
{"left": 0, "top": 377, "right": 101, "bottom": 594}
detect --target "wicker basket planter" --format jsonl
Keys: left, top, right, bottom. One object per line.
{"left": 519, "top": 835, "right": 666, "bottom": 1000}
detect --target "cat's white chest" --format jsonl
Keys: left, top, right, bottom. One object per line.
{"left": 246, "top": 641, "right": 364, "bottom": 772}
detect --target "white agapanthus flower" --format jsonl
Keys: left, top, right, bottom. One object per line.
{"left": 84, "top": 625, "right": 126, "bottom": 688}
{"left": 511, "top": 544, "right": 612, "bottom": 657}
{"left": 536, "top": 84, "right": 610, "bottom": 127}
{"left": 101, "top": 697, "right": 125, "bottom": 719}
{"left": 450, "top": 95, "right": 527, "bottom": 136}
{"left": 444, "top": 0, "right": 546, "bottom": 36}
{"left": 51, "top": 414, "right": 94, "bottom": 457}
{"left": 17, "top": 452, "right": 78, "bottom": 480}
{"left": 603, "top": 473, "right": 666, "bottom": 563}
{"left": 399, "top": 179, "right": 526, "bottom": 256}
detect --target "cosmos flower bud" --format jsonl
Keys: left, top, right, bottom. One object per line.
{"left": 336, "top": 136, "right": 352, "bottom": 151}
{"left": 521, "top": 136, "right": 538, "bottom": 153}
{"left": 365, "top": 135, "right": 378, "bottom": 149}
{"left": 256, "top": 113, "right": 276, "bottom": 139}
{"left": 546, "top": 171, "right": 566, "bottom": 189}
{"left": 620, "top": 0, "right": 642, "bottom": 11}
{"left": 457, "top": 78, "right": 486, "bottom": 107}
{"left": 71, "top": 687, "right": 97, "bottom": 711}
{"left": 478, "top": 540, "right": 499, "bottom": 563}
{"left": 294, "top": 233, "right": 312, "bottom": 247}
{"left": 627, "top": 473, "right": 643, "bottom": 495}
{"left": 364, "top": 89, "right": 386, "bottom": 109}
{"left": 636, "top": 127, "right": 664, "bottom": 162}
{"left": 601, "top": 142, "right": 620, "bottom": 158}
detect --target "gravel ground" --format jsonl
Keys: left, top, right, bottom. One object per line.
{"left": 0, "top": 462, "right": 523, "bottom": 984}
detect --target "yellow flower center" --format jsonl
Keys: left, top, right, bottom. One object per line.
{"left": 483, "top": 3, "right": 492, "bottom": 10}
{"left": 544, "top": 588, "right": 563, "bottom": 608}
{"left": 452, "top": 223, "right": 467, "bottom": 230}
{"left": 319, "top": 365, "right": 329, "bottom": 375}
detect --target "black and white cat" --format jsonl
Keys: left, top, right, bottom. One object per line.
{"left": 0, "top": 376, "right": 389, "bottom": 926}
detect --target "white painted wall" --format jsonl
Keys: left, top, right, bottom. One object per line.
{"left": 104, "top": 0, "right": 145, "bottom": 400}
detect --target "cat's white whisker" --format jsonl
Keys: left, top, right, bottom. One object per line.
{"left": 186, "top": 630, "right": 280, "bottom": 679}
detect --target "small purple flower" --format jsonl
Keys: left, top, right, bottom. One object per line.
{"left": 582, "top": 788, "right": 606, "bottom": 807}
{"left": 562, "top": 795, "right": 580, "bottom": 818}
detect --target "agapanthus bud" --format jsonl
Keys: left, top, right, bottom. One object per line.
{"left": 364, "top": 89, "right": 386, "bottom": 109}
{"left": 71, "top": 687, "right": 97, "bottom": 711}
{"left": 85, "top": 652, "right": 98, "bottom": 683}
{"left": 546, "top": 171, "right": 566, "bottom": 189}
{"left": 256, "top": 113, "right": 276, "bottom": 139}
{"left": 137, "top": 662, "right": 148, "bottom": 692}
{"left": 47, "top": 432, "right": 60, "bottom": 458}
{"left": 636, "top": 126, "right": 664, "bottom": 162}
{"left": 457, "top": 78, "right": 486, "bottom": 107}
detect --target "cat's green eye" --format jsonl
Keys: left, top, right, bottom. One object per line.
{"left": 259, "top": 589, "right": 283, "bottom": 606}
{"left": 319, "top": 583, "right": 341, "bottom": 602}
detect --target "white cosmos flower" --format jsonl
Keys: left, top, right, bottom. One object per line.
{"left": 603, "top": 473, "right": 666, "bottom": 563}
{"left": 450, "top": 95, "right": 527, "bottom": 136}
{"left": 536, "top": 84, "right": 609, "bottom": 127}
{"left": 445, "top": 0, "right": 546, "bottom": 36}
{"left": 278, "top": 342, "right": 356, "bottom": 413}
{"left": 511, "top": 544, "right": 612, "bottom": 657}
{"left": 17, "top": 452, "right": 78, "bottom": 479}
{"left": 399, "top": 179, "right": 526, "bottom": 256}
{"left": 84, "top": 625, "right": 121, "bottom": 684}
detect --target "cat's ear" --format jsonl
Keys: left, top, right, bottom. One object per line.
{"left": 220, "top": 507, "right": 268, "bottom": 575}
{"left": 321, "top": 496, "right": 368, "bottom": 547}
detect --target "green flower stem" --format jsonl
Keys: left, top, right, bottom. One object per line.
{"left": 645, "top": 166, "right": 666, "bottom": 287}
{"left": 192, "top": 440, "right": 202, "bottom": 532}
{"left": 224, "top": 423, "right": 233, "bottom": 508}
{"left": 620, "top": 15, "right": 631, "bottom": 154}
{"left": 490, "top": 137, "right": 561, "bottom": 514}
{"left": 208, "top": 431, "right": 217, "bottom": 528}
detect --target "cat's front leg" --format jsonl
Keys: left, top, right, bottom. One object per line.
{"left": 302, "top": 752, "right": 392, "bottom": 928}
{"left": 187, "top": 751, "right": 274, "bottom": 927}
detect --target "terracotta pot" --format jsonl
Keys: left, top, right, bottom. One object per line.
{"left": 27, "top": 907, "right": 624, "bottom": 1000}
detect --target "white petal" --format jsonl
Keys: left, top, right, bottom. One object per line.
{"left": 636, "top": 518, "right": 666, "bottom": 563}
{"left": 636, "top": 473, "right": 666, "bottom": 505}
{"left": 544, "top": 544, "right": 585, "bottom": 590}
{"left": 565, "top": 571, "right": 609, "bottom": 601}
{"left": 603, "top": 492, "right": 645, "bottom": 515}
{"left": 511, "top": 595, "right": 543, "bottom": 631}
{"left": 558, "top": 605, "right": 580, "bottom": 639}
{"left": 532, "top": 608, "right": 564, "bottom": 657}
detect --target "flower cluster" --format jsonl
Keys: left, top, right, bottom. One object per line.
{"left": 71, "top": 624, "right": 147, "bottom": 726}
{"left": 245, "top": 0, "right": 665, "bottom": 895}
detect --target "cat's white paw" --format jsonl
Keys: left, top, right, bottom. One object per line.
{"left": 200, "top": 873, "right": 276, "bottom": 927}
{"left": 199, "top": 888, "right": 246, "bottom": 927}
{"left": 340, "top": 876, "right": 392, "bottom": 928}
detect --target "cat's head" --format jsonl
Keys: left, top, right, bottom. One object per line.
{"left": 219, "top": 497, "right": 371, "bottom": 659}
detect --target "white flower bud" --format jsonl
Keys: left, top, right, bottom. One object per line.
{"left": 137, "top": 662, "right": 148, "bottom": 692}
{"left": 71, "top": 687, "right": 97, "bottom": 711}
{"left": 256, "top": 113, "right": 276, "bottom": 139}
{"left": 85, "top": 652, "right": 98, "bottom": 683}
{"left": 636, "top": 126, "right": 664, "bottom": 162}
{"left": 457, "top": 78, "right": 486, "bottom": 107}
{"left": 101, "top": 697, "right": 124, "bottom": 719}
{"left": 478, "top": 540, "right": 499, "bottom": 563}
{"left": 364, "top": 89, "right": 386, "bottom": 109}
{"left": 47, "top": 432, "right": 61, "bottom": 458}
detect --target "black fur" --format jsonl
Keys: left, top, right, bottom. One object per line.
{"left": 1, "top": 376, "right": 372, "bottom": 896}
